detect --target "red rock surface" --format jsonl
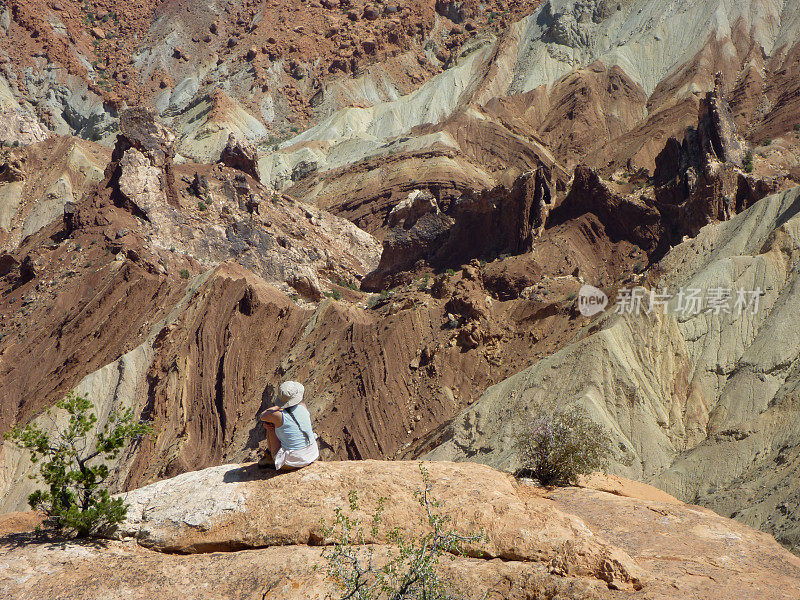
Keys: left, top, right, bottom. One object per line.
{"left": 1, "top": 461, "right": 799, "bottom": 599}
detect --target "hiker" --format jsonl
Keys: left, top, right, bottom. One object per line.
{"left": 259, "top": 381, "right": 319, "bottom": 470}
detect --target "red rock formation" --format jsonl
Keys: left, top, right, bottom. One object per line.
{"left": 219, "top": 133, "right": 261, "bottom": 182}
{"left": 549, "top": 165, "right": 664, "bottom": 257}
{"left": 363, "top": 168, "right": 554, "bottom": 290}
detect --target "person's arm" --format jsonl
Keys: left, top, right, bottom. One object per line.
{"left": 259, "top": 406, "right": 283, "bottom": 427}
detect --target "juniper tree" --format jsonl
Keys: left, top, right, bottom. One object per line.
{"left": 6, "top": 391, "right": 151, "bottom": 537}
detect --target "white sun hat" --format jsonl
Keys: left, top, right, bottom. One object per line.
{"left": 276, "top": 381, "right": 305, "bottom": 408}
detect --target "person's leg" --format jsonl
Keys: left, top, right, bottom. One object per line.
{"left": 265, "top": 425, "right": 281, "bottom": 457}
{"left": 258, "top": 424, "right": 281, "bottom": 468}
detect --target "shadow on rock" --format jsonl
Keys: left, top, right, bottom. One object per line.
{"left": 222, "top": 462, "right": 282, "bottom": 484}
{"left": 0, "top": 530, "right": 111, "bottom": 551}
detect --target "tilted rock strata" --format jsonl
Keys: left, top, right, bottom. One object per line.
{"left": 425, "top": 185, "right": 800, "bottom": 553}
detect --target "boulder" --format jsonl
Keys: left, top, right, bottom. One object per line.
{"left": 386, "top": 189, "right": 439, "bottom": 228}
{"left": 108, "top": 460, "right": 643, "bottom": 589}
{"left": 435, "top": 0, "right": 467, "bottom": 23}
{"left": 0, "top": 156, "right": 25, "bottom": 183}
{"left": 219, "top": 133, "right": 261, "bottom": 181}
{"left": 111, "top": 107, "right": 180, "bottom": 209}
{"left": 0, "top": 252, "right": 18, "bottom": 277}
{"left": 0, "top": 109, "right": 49, "bottom": 145}
{"left": 288, "top": 267, "right": 324, "bottom": 301}
{"left": 290, "top": 159, "right": 317, "bottom": 182}
{"left": 189, "top": 172, "right": 211, "bottom": 201}
{"left": 363, "top": 4, "right": 380, "bottom": 20}
{"left": 362, "top": 211, "right": 455, "bottom": 290}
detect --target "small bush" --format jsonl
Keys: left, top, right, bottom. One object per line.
{"left": 794, "top": 124, "right": 800, "bottom": 132}
{"left": 763, "top": 138, "right": 772, "bottom": 146}
{"left": 334, "top": 277, "right": 360, "bottom": 292}
{"left": 179, "top": 269, "right": 190, "bottom": 279}
{"left": 445, "top": 268, "right": 455, "bottom": 276}
{"left": 325, "top": 289, "right": 342, "bottom": 301}
{"left": 743, "top": 151, "right": 754, "bottom": 173}
{"left": 5, "top": 391, "right": 151, "bottom": 537}
{"left": 322, "top": 464, "right": 485, "bottom": 600}
{"left": 197, "top": 201, "right": 207, "bottom": 211}
{"left": 515, "top": 404, "right": 612, "bottom": 487}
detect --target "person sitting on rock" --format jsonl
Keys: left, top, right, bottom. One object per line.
{"left": 258, "top": 381, "right": 319, "bottom": 471}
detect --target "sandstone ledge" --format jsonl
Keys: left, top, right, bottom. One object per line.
{"left": 0, "top": 460, "right": 798, "bottom": 600}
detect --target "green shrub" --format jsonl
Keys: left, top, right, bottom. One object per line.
{"left": 763, "top": 138, "right": 772, "bottom": 146}
{"left": 515, "top": 404, "right": 611, "bottom": 487}
{"left": 794, "top": 124, "right": 800, "bottom": 133}
{"left": 334, "top": 277, "right": 360, "bottom": 292}
{"left": 180, "top": 269, "right": 190, "bottom": 279}
{"left": 445, "top": 268, "right": 455, "bottom": 276}
{"left": 5, "top": 392, "right": 151, "bottom": 537}
{"left": 197, "top": 201, "right": 207, "bottom": 211}
{"left": 743, "top": 150, "right": 754, "bottom": 173}
{"left": 322, "top": 464, "right": 485, "bottom": 600}
{"left": 325, "top": 289, "right": 342, "bottom": 301}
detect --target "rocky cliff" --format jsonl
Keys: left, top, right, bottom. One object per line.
{"left": 424, "top": 185, "right": 800, "bottom": 555}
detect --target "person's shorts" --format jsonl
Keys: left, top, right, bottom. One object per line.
{"left": 274, "top": 440, "right": 319, "bottom": 470}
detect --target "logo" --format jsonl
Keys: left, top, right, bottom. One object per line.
{"left": 577, "top": 284, "right": 608, "bottom": 317}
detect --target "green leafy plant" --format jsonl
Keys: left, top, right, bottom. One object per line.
{"left": 325, "top": 289, "right": 342, "bottom": 301}
{"left": 334, "top": 277, "right": 361, "bottom": 292}
{"left": 179, "top": 268, "right": 190, "bottom": 279}
{"left": 322, "top": 465, "right": 486, "bottom": 600}
{"left": 418, "top": 275, "right": 430, "bottom": 292}
{"left": 5, "top": 391, "right": 151, "bottom": 537}
{"left": 743, "top": 150, "right": 754, "bottom": 174}
{"left": 197, "top": 201, "right": 207, "bottom": 211}
{"left": 514, "top": 404, "right": 612, "bottom": 487}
